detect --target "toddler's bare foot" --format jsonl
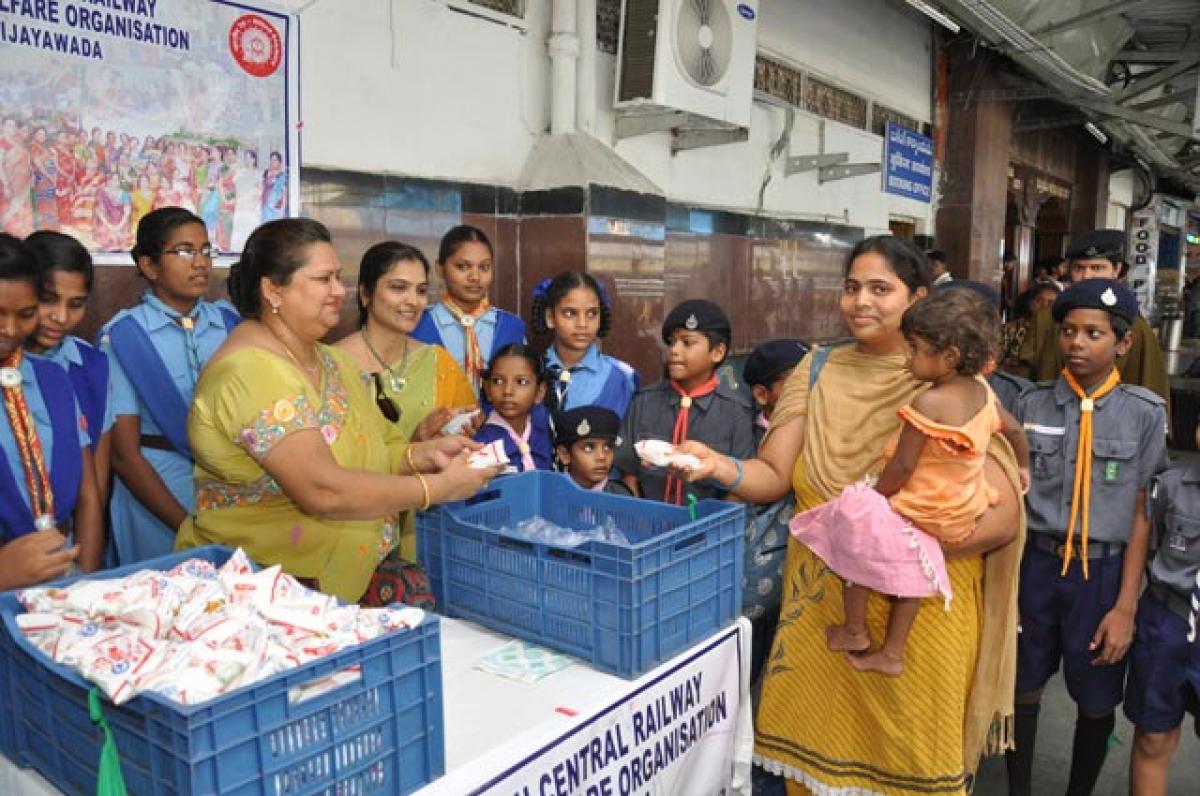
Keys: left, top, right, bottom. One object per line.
{"left": 847, "top": 648, "right": 904, "bottom": 676}
{"left": 826, "top": 624, "right": 870, "bottom": 652}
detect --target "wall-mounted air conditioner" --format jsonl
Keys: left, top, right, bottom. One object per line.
{"left": 615, "top": 0, "right": 760, "bottom": 128}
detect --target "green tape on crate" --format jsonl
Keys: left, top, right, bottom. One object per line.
{"left": 88, "top": 687, "right": 128, "bottom": 796}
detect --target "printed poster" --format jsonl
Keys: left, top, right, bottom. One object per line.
{"left": 0, "top": 0, "right": 299, "bottom": 261}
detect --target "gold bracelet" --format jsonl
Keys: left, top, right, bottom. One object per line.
{"left": 415, "top": 472, "right": 432, "bottom": 512}
{"left": 405, "top": 444, "right": 418, "bottom": 474}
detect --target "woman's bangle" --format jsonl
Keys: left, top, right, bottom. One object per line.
{"left": 725, "top": 457, "right": 744, "bottom": 491}
{"left": 415, "top": 471, "right": 432, "bottom": 512}
{"left": 405, "top": 444, "right": 418, "bottom": 474}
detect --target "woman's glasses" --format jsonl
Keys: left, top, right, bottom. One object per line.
{"left": 372, "top": 372, "right": 401, "bottom": 422}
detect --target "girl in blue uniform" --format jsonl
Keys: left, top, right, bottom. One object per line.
{"left": 474, "top": 343, "right": 554, "bottom": 473}
{"left": 412, "top": 225, "right": 525, "bottom": 397}
{"left": 25, "top": 231, "right": 116, "bottom": 503}
{"left": 530, "top": 270, "right": 638, "bottom": 418}
{"left": 0, "top": 233, "right": 101, "bottom": 588}
{"left": 99, "top": 207, "right": 239, "bottom": 564}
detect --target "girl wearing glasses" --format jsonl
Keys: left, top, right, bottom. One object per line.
{"left": 176, "top": 218, "right": 500, "bottom": 603}
{"left": 98, "top": 207, "right": 240, "bottom": 565}
{"left": 25, "top": 231, "right": 116, "bottom": 509}
{"left": 411, "top": 225, "right": 525, "bottom": 398}
{"left": 0, "top": 233, "right": 103, "bottom": 587}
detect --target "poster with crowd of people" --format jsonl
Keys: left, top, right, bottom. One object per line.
{"left": 0, "top": 0, "right": 299, "bottom": 260}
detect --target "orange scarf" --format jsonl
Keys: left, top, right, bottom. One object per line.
{"left": 1, "top": 351, "right": 55, "bottom": 529}
{"left": 443, "top": 297, "right": 491, "bottom": 390}
{"left": 1060, "top": 367, "right": 1122, "bottom": 579}
{"left": 663, "top": 376, "right": 719, "bottom": 505}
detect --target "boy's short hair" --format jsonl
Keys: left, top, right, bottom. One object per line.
{"left": 1051, "top": 278, "right": 1138, "bottom": 335}
{"left": 743, "top": 339, "right": 809, "bottom": 388}
{"left": 661, "top": 299, "right": 731, "bottom": 350}
{"left": 554, "top": 406, "right": 621, "bottom": 448}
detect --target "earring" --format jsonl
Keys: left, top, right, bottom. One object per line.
{"left": 270, "top": 301, "right": 280, "bottom": 315}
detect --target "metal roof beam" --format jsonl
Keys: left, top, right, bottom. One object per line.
{"left": 1112, "top": 59, "right": 1200, "bottom": 103}
{"left": 1031, "top": 0, "right": 1151, "bottom": 38}
{"left": 1077, "top": 98, "right": 1198, "bottom": 139}
{"left": 1013, "top": 114, "right": 1087, "bottom": 133}
{"left": 1130, "top": 82, "right": 1197, "bottom": 111}
{"left": 1114, "top": 47, "right": 1200, "bottom": 63}
{"left": 949, "top": 87, "right": 1062, "bottom": 103}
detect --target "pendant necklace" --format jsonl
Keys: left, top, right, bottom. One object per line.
{"left": 363, "top": 327, "right": 410, "bottom": 393}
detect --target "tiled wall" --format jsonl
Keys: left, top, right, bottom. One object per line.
{"left": 80, "top": 170, "right": 863, "bottom": 383}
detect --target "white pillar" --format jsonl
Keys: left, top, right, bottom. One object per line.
{"left": 575, "top": 0, "right": 596, "bottom": 135}
{"left": 549, "top": 0, "right": 580, "bottom": 135}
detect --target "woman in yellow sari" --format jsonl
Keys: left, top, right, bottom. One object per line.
{"left": 176, "top": 219, "right": 500, "bottom": 603}
{"left": 681, "top": 236, "right": 1025, "bottom": 795}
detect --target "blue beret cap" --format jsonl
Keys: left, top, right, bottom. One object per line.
{"left": 1051, "top": 278, "right": 1138, "bottom": 325}
{"left": 554, "top": 406, "right": 622, "bottom": 447}
{"left": 1065, "top": 229, "right": 1125, "bottom": 262}
{"left": 743, "top": 339, "right": 809, "bottom": 387}
{"left": 662, "top": 299, "right": 731, "bottom": 344}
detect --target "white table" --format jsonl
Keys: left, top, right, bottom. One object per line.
{"left": 1, "top": 618, "right": 754, "bottom": 795}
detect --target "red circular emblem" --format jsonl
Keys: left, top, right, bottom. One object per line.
{"left": 229, "top": 14, "right": 282, "bottom": 78}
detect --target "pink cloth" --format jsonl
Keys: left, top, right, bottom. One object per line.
{"left": 788, "top": 482, "right": 952, "bottom": 606}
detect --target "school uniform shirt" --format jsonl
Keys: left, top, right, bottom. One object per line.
{"left": 412, "top": 303, "right": 525, "bottom": 389}
{"left": 572, "top": 475, "right": 635, "bottom": 497}
{"left": 601, "top": 479, "right": 634, "bottom": 497}
{"left": 988, "top": 370, "right": 1032, "bottom": 417}
{"left": 0, "top": 353, "right": 89, "bottom": 539}
{"left": 99, "top": 292, "right": 237, "bottom": 564}
{"left": 752, "top": 410, "right": 771, "bottom": 450}
{"left": 614, "top": 380, "right": 756, "bottom": 502}
{"left": 1146, "top": 459, "right": 1200, "bottom": 596}
{"left": 474, "top": 404, "right": 554, "bottom": 473}
{"left": 1017, "top": 377, "right": 1168, "bottom": 544}
{"left": 545, "top": 343, "right": 639, "bottom": 418}
{"left": 43, "top": 335, "right": 115, "bottom": 448}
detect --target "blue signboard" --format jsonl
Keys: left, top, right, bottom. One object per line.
{"left": 883, "top": 121, "right": 934, "bottom": 203}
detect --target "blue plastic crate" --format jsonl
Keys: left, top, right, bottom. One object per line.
{"left": 417, "top": 471, "right": 744, "bottom": 678}
{"left": 0, "top": 546, "right": 444, "bottom": 796}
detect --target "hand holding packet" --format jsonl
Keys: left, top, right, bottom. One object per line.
{"left": 440, "top": 408, "right": 481, "bottom": 436}
{"left": 634, "top": 439, "right": 702, "bottom": 471}
{"left": 468, "top": 439, "right": 509, "bottom": 470}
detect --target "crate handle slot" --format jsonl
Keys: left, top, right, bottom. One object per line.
{"left": 546, "top": 547, "right": 591, "bottom": 566}
{"left": 672, "top": 532, "right": 706, "bottom": 554}
{"left": 287, "top": 665, "right": 362, "bottom": 705}
{"left": 465, "top": 488, "right": 502, "bottom": 507}
{"left": 497, "top": 536, "right": 536, "bottom": 553}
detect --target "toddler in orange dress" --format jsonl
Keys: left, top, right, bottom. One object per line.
{"left": 790, "top": 288, "right": 1030, "bottom": 675}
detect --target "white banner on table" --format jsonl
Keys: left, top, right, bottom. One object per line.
{"left": 477, "top": 625, "right": 743, "bottom": 796}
